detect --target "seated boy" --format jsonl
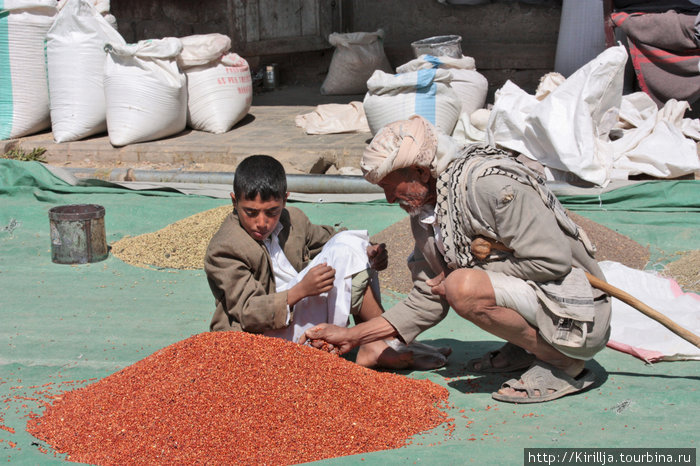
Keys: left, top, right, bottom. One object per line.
{"left": 205, "top": 155, "right": 428, "bottom": 368}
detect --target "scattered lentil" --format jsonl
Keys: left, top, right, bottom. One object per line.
{"left": 27, "top": 332, "right": 449, "bottom": 465}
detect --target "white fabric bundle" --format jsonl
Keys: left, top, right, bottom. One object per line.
{"left": 295, "top": 102, "right": 369, "bottom": 135}
{"left": 362, "top": 68, "right": 462, "bottom": 136}
{"left": 320, "top": 29, "right": 393, "bottom": 95}
{"left": 487, "top": 45, "right": 628, "bottom": 186}
{"left": 178, "top": 34, "right": 252, "bottom": 134}
{"left": 611, "top": 92, "right": 700, "bottom": 178}
{"left": 0, "top": 0, "right": 57, "bottom": 140}
{"left": 397, "top": 54, "right": 488, "bottom": 116}
{"left": 47, "top": 0, "right": 125, "bottom": 143}
{"left": 104, "top": 37, "right": 187, "bottom": 146}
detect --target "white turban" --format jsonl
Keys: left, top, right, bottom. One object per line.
{"left": 361, "top": 115, "right": 459, "bottom": 184}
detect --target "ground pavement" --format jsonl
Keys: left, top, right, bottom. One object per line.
{"left": 3, "top": 84, "right": 370, "bottom": 175}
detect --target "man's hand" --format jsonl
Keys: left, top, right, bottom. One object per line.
{"left": 299, "top": 323, "right": 355, "bottom": 355}
{"left": 367, "top": 243, "right": 387, "bottom": 271}
{"left": 426, "top": 271, "right": 446, "bottom": 297}
{"left": 288, "top": 263, "right": 335, "bottom": 307}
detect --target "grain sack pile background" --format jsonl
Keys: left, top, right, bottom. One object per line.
{"left": 111, "top": 206, "right": 700, "bottom": 293}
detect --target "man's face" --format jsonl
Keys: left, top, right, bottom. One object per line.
{"left": 232, "top": 192, "right": 287, "bottom": 242}
{"left": 377, "top": 167, "right": 434, "bottom": 216}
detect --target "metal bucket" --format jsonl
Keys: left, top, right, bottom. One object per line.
{"left": 411, "top": 35, "right": 463, "bottom": 59}
{"left": 48, "top": 204, "right": 108, "bottom": 264}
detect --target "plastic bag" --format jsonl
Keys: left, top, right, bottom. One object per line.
{"left": 362, "top": 68, "right": 462, "bottom": 136}
{"left": 104, "top": 37, "right": 187, "bottom": 146}
{"left": 179, "top": 34, "right": 252, "bottom": 134}
{"left": 320, "top": 29, "right": 393, "bottom": 95}
{"left": 47, "top": 0, "right": 125, "bottom": 142}
{"left": 397, "top": 54, "right": 488, "bottom": 116}
{"left": 487, "top": 45, "right": 628, "bottom": 186}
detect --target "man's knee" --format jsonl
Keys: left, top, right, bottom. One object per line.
{"left": 443, "top": 269, "right": 494, "bottom": 319}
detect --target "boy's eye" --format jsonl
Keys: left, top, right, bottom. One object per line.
{"left": 265, "top": 209, "right": 281, "bottom": 218}
{"left": 244, "top": 209, "right": 259, "bottom": 217}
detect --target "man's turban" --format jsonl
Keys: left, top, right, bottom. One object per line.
{"left": 360, "top": 115, "right": 438, "bottom": 184}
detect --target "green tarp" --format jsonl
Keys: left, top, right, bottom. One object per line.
{"left": 1, "top": 160, "right": 698, "bottom": 465}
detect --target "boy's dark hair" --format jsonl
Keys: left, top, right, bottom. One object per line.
{"left": 233, "top": 155, "right": 287, "bottom": 201}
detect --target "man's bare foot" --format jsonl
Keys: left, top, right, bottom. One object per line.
{"left": 355, "top": 340, "right": 413, "bottom": 369}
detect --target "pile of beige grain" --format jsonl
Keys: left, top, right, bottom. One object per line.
{"left": 111, "top": 205, "right": 231, "bottom": 270}
{"left": 660, "top": 250, "right": 700, "bottom": 293}
{"left": 111, "top": 205, "right": 698, "bottom": 296}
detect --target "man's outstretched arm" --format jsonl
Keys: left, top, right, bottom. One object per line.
{"left": 299, "top": 316, "right": 398, "bottom": 355}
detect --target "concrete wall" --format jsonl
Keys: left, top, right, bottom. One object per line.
{"left": 109, "top": 0, "right": 563, "bottom": 100}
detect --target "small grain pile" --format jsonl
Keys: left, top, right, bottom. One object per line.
{"left": 27, "top": 332, "right": 450, "bottom": 465}
{"left": 111, "top": 205, "right": 231, "bottom": 269}
{"left": 661, "top": 250, "right": 700, "bottom": 293}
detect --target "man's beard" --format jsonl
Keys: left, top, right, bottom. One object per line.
{"left": 400, "top": 202, "right": 423, "bottom": 217}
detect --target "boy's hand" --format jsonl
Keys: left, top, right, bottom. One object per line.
{"left": 287, "top": 263, "right": 335, "bottom": 307}
{"left": 298, "top": 263, "right": 335, "bottom": 297}
{"left": 367, "top": 243, "right": 387, "bottom": 271}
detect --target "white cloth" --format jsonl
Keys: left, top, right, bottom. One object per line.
{"left": 600, "top": 261, "right": 700, "bottom": 362}
{"left": 263, "top": 230, "right": 371, "bottom": 342}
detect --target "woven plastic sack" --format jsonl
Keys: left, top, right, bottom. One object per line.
{"left": 104, "top": 37, "right": 187, "bottom": 146}
{"left": 397, "top": 54, "right": 488, "bottom": 116}
{"left": 320, "top": 29, "right": 393, "bottom": 95}
{"left": 47, "top": 0, "right": 125, "bottom": 143}
{"left": 487, "top": 45, "right": 628, "bottom": 186}
{"left": 0, "top": 0, "right": 57, "bottom": 140}
{"left": 178, "top": 34, "right": 252, "bottom": 134}
{"left": 57, "top": 0, "right": 117, "bottom": 29}
{"left": 362, "top": 68, "right": 462, "bottom": 136}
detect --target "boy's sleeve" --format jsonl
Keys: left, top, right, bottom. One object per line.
{"left": 205, "top": 237, "right": 290, "bottom": 333}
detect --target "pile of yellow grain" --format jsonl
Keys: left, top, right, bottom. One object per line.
{"left": 111, "top": 205, "right": 231, "bottom": 270}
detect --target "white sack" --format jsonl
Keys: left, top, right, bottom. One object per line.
{"left": 363, "top": 68, "right": 462, "bottom": 136}
{"left": 397, "top": 54, "right": 488, "bottom": 116}
{"left": 487, "top": 45, "right": 628, "bottom": 186}
{"left": 47, "top": 0, "right": 125, "bottom": 143}
{"left": 178, "top": 34, "right": 252, "bottom": 134}
{"left": 177, "top": 33, "right": 231, "bottom": 68}
{"left": 0, "top": 0, "right": 57, "bottom": 140}
{"left": 452, "top": 108, "right": 490, "bottom": 144}
{"left": 320, "top": 29, "right": 393, "bottom": 95}
{"left": 295, "top": 102, "right": 369, "bottom": 135}
{"left": 611, "top": 92, "right": 700, "bottom": 178}
{"left": 104, "top": 37, "right": 187, "bottom": 146}
{"left": 600, "top": 261, "right": 700, "bottom": 362}
{"left": 57, "top": 0, "right": 116, "bottom": 30}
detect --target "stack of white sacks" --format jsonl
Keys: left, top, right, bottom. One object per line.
{"left": 362, "top": 53, "right": 488, "bottom": 137}
{"left": 361, "top": 43, "right": 699, "bottom": 186}
{"left": 0, "top": 0, "right": 252, "bottom": 146}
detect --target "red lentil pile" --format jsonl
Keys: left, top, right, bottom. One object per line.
{"left": 27, "top": 332, "right": 450, "bottom": 465}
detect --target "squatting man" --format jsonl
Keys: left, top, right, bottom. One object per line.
{"left": 302, "top": 116, "right": 612, "bottom": 403}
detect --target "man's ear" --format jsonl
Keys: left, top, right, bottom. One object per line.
{"left": 284, "top": 192, "right": 289, "bottom": 204}
{"left": 230, "top": 192, "right": 236, "bottom": 207}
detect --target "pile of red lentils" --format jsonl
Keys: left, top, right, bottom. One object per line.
{"left": 27, "top": 332, "right": 450, "bottom": 465}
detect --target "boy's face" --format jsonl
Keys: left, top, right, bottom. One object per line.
{"left": 231, "top": 192, "right": 287, "bottom": 242}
